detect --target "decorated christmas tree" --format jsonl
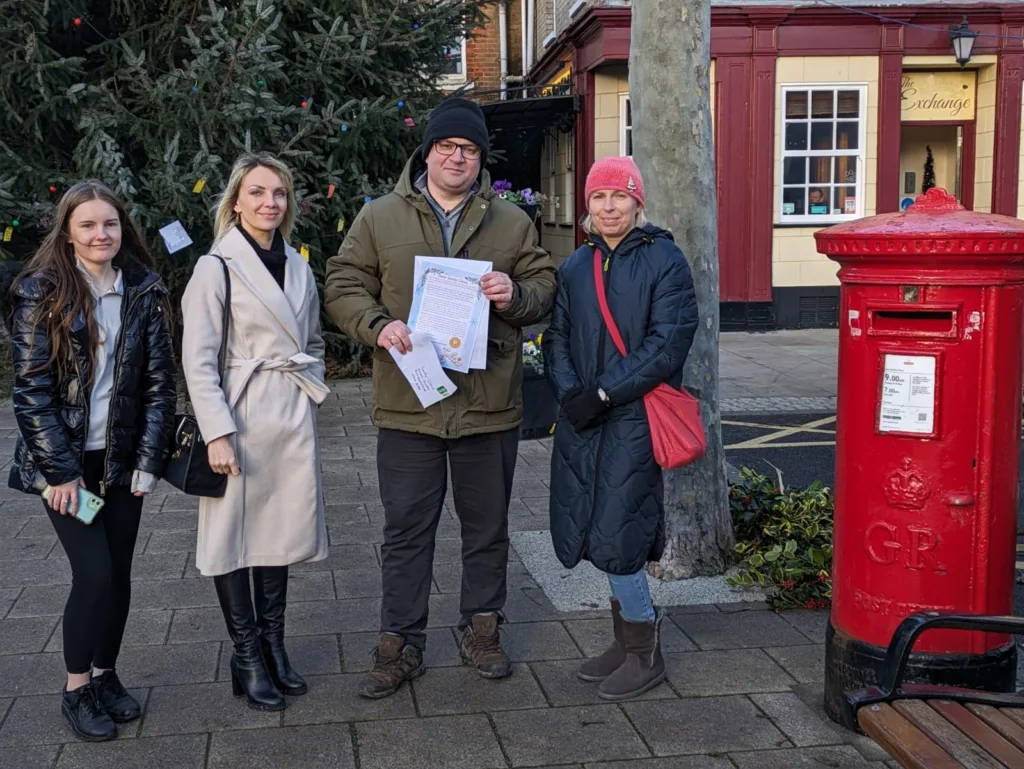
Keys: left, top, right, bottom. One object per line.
{"left": 922, "top": 145, "right": 936, "bottom": 193}
{"left": 0, "top": 0, "right": 487, "bottom": 366}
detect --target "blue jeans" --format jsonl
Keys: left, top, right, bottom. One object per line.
{"left": 607, "top": 570, "right": 656, "bottom": 623}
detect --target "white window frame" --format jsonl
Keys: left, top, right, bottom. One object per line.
{"left": 778, "top": 83, "right": 868, "bottom": 226}
{"left": 619, "top": 93, "right": 632, "bottom": 158}
{"left": 561, "top": 129, "right": 575, "bottom": 225}
{"left": 439, "top": 39, "right": 468, "bottom": 88}
{"left": 547, "top": 132, "right": 559, "bottom": 223}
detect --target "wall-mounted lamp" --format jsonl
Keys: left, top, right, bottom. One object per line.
{"left": 949, "top": 16, "right": 977, "bottom": 70}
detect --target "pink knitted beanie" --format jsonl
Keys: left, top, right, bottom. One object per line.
{"left": 584, "top": 156, "right": 645, "bottom": 208}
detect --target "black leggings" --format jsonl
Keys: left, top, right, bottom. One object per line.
{"left": 46, "top": 451, "right": 143, "bottom": 674}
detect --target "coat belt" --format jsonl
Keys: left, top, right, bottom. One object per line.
{"left": 225, "top": 353, "right": 330, "bottom": 409}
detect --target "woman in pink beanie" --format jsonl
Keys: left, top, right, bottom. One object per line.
{"left": 542, "top": 156, "right": 698, "bottom": 701}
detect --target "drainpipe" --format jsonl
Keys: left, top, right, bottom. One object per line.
{"left": 526, "top": 0, "right": 536, "bottom": 85}
{"left": 521, "top": 0, "right": 529, "bottom": 97}
{"left": 499, "top": 0, "right": 509, "bottom": 100}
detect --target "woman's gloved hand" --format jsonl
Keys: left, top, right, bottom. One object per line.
{"left": 562, "top": 386, "right": 611, "bottom": 432}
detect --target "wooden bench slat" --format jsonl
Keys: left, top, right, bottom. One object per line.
{"left": 1006, "top": 710, "right": 1024, "bottom": 731}
{"left": 894, "top": 700, "right": 1007, "bottom": 769}
{"left": 967, "top": 705, "right": 1024, "bottom": 753}
{"left": 930, "top": 701, "right": 1024, "bottom": 769}
{"left": 859, "top": 703, "right": 962, "bottom": 769}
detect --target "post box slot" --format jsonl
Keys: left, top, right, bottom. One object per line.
{"left": 868, "top": 309, "right": 957, "bottom": 338}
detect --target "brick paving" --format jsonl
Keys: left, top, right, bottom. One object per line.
{"left": 0, "top": 330, "right": 909, "bottom": 769}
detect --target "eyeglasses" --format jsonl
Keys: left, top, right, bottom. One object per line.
{"left": 434, "top": 140, "right": 482, "bottom": 160}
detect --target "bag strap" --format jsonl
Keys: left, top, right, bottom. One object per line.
{"left": 213, "top": 255, "right": 231, "bottom": 381}
{"left": 183, "top": 256, "right": 230, "bottom": 415}
{"left": 592, "top": 247, "right": 628, "bottom": 358}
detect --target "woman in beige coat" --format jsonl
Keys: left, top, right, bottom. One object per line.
{"left": 181, "top": 153, "right": 329, "bottom": 712}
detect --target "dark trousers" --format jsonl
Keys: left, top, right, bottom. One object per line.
{"left": 46, "top": 451, "right": 143, "bottom": 674}
{"left": 377, "top": 427, "right": 518, "bottom": 650}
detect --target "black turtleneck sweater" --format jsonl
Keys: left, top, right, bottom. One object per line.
{"left": 236, "top": 224, "right": 287, "bottom": 288}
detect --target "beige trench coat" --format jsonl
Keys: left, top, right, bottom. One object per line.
{"left": 181, "top": 227, "right": 330, "bottom": 576}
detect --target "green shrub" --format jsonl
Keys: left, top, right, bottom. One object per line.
{"left": 725, "top": 467, "right": 833, "bottom": 611}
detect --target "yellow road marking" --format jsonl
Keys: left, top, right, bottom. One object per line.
{"left": 726, "top": 415, "right": 838, "bottom": 451}
{"left": 723, "top": 419, "right": 836, "bottom": 435}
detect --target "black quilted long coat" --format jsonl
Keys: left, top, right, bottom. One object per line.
{"left": 542, "top": 225, "right": 698, "bottom": 575}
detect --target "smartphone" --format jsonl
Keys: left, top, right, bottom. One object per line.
{"left": 42, "top": 486, "right": 104, "bottom": 524}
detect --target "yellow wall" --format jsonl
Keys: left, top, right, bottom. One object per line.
{"left": 974, "top": 63, "right": 997, "bottom": 213}
{"left": 772, "top": 56, "right": 880, "bottom": 288}
{"left": 594, "top": 69, "right": 630, "bottom": 160}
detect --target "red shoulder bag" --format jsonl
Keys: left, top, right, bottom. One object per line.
{"left": 592, "top": 249, "right": 706, "bottom": 469}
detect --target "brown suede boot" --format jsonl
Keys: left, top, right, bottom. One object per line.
{"left": 597, "top": 610, "right": 666, "bottom": 701}
{"left": 577, "top": 599, "right": 626, "bottom": 682}
{"left": 459, "top": 614, "right": 512, "bottom": 679}
{"left": 357, "top": 633, "right": 426, "bottom": 699}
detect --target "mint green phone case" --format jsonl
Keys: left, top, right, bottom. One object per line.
{"left": 42, "top": 486, "right": 104, "bottom": 524}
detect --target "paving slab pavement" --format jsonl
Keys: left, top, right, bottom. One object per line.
{"left": 0, "top": 329, "right": 908, "bottom": 768}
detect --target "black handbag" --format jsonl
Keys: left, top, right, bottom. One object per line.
{"left": 163, "top": 255, "right": 231, "bottom": 498}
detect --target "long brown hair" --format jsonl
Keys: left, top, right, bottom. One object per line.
{"left": 11, "top": 180, "right": 155, "bottom": 383}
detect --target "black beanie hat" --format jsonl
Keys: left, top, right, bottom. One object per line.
{"left": 421, "top": 97, "right": 489, "bottom": 160}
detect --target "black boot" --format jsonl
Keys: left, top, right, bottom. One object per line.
{"left": 253, "top": 566, "right": 307, "bottom": 695}
{"left": 214, "top": 569, "right": 285, "bottom": 712}
{"left": 61, "top": 684, "right": 117, "bottom": 742}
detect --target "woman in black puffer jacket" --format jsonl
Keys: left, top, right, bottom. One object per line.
{"left": 6, "top": 180, "right": 176, "bottom": 742}
{"left": 542, "top": 157, "right": 698, "bottom": 703}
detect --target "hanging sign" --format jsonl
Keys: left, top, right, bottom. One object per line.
{"left": 901, "top": 72, "right": 976, "bottom": 121}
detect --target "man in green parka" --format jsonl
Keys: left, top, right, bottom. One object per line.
{"left": 324, "top": 97, "right": 556, "bottom": 700}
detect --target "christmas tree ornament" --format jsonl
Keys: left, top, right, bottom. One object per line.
{"left": 301, "top": 100, "right": 308, "bottom": 108}
{"left": 300, "top": 245, "right": 310, "bottom": 261}
{"left": 327, "top": 184, "right": 336, "bottom": 199}
{"left": 3, "top": 227, "right": 12, "bottom": 242}
{"left": 158, "top": 221, "right": 193, "bottom": 254}
{"left": 337, "top": 217, "right": 346, "bottom": 232}
{"left": 404, "top": 117, "right": 415, "bottom": 127}
{"left": 192, "top": 84, "right": 199, "bottom": 93}
{"left": 340, "top": 123, "right": 349, "bottom": 132}
{"left": 413, "top": 22, "right": 420, "bottom": 30}
{"left": 364, "top": 196, "right": 372, "bottom": 203}
{"left": 11, "top": 219, "right": 19, "bottom": 227}
{"left": 257, "top": 79, "right": 265, "bottom": 87}
{"left": 397, "top": 100, "right": 405, "bottom": 108}
{"left": 48, "top": 185, "right": 57, "bottom": 193}
{"left": 73, "top": 17, "right": 82, "bottom": 27}
{"left": 192, "top": 178, "right": 206, "bottom": 193}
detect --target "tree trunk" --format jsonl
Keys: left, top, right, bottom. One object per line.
{"left": 629, "top": 0, "right": 733, "bottom": 579}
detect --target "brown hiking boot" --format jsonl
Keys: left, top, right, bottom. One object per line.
{"left": 577, "top": 599, "right": 625, "bottom": 682}
{"left": 357, "top": 633, "right": 425, "bottom": 699}
{"left": 459, "top": 614, "right": 512, "bottom": 679}
{"left": 598, "top": 609, "right": 667, "bottom": 701}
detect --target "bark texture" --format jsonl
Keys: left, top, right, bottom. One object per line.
{"left": 629, "top": 0, "right": 734, "bottom": 578}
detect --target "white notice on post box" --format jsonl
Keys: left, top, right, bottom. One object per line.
{"left": 878, "top": 354, "right": 936, "bottom": 434}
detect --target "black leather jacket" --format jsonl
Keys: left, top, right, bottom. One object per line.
{"left": 8, "top": 255, "right": 177, "bottom": 495}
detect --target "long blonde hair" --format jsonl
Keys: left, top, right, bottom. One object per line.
{"left": 213, "top": 153, "right": 297, "bottom": 241}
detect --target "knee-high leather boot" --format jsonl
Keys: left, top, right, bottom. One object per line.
{"left": 214, "top": 569, "right": 285, "bottom": 711}
{"left": 253, "top": 566, "right": 307, "bottom": 695}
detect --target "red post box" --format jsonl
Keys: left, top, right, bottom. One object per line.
{"left": 814, "top": 187, "right": 1024, "bottom": 724}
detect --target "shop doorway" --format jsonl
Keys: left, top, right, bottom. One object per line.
{"left": 898, "top": 122, "right": 975, "bottom": 210}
